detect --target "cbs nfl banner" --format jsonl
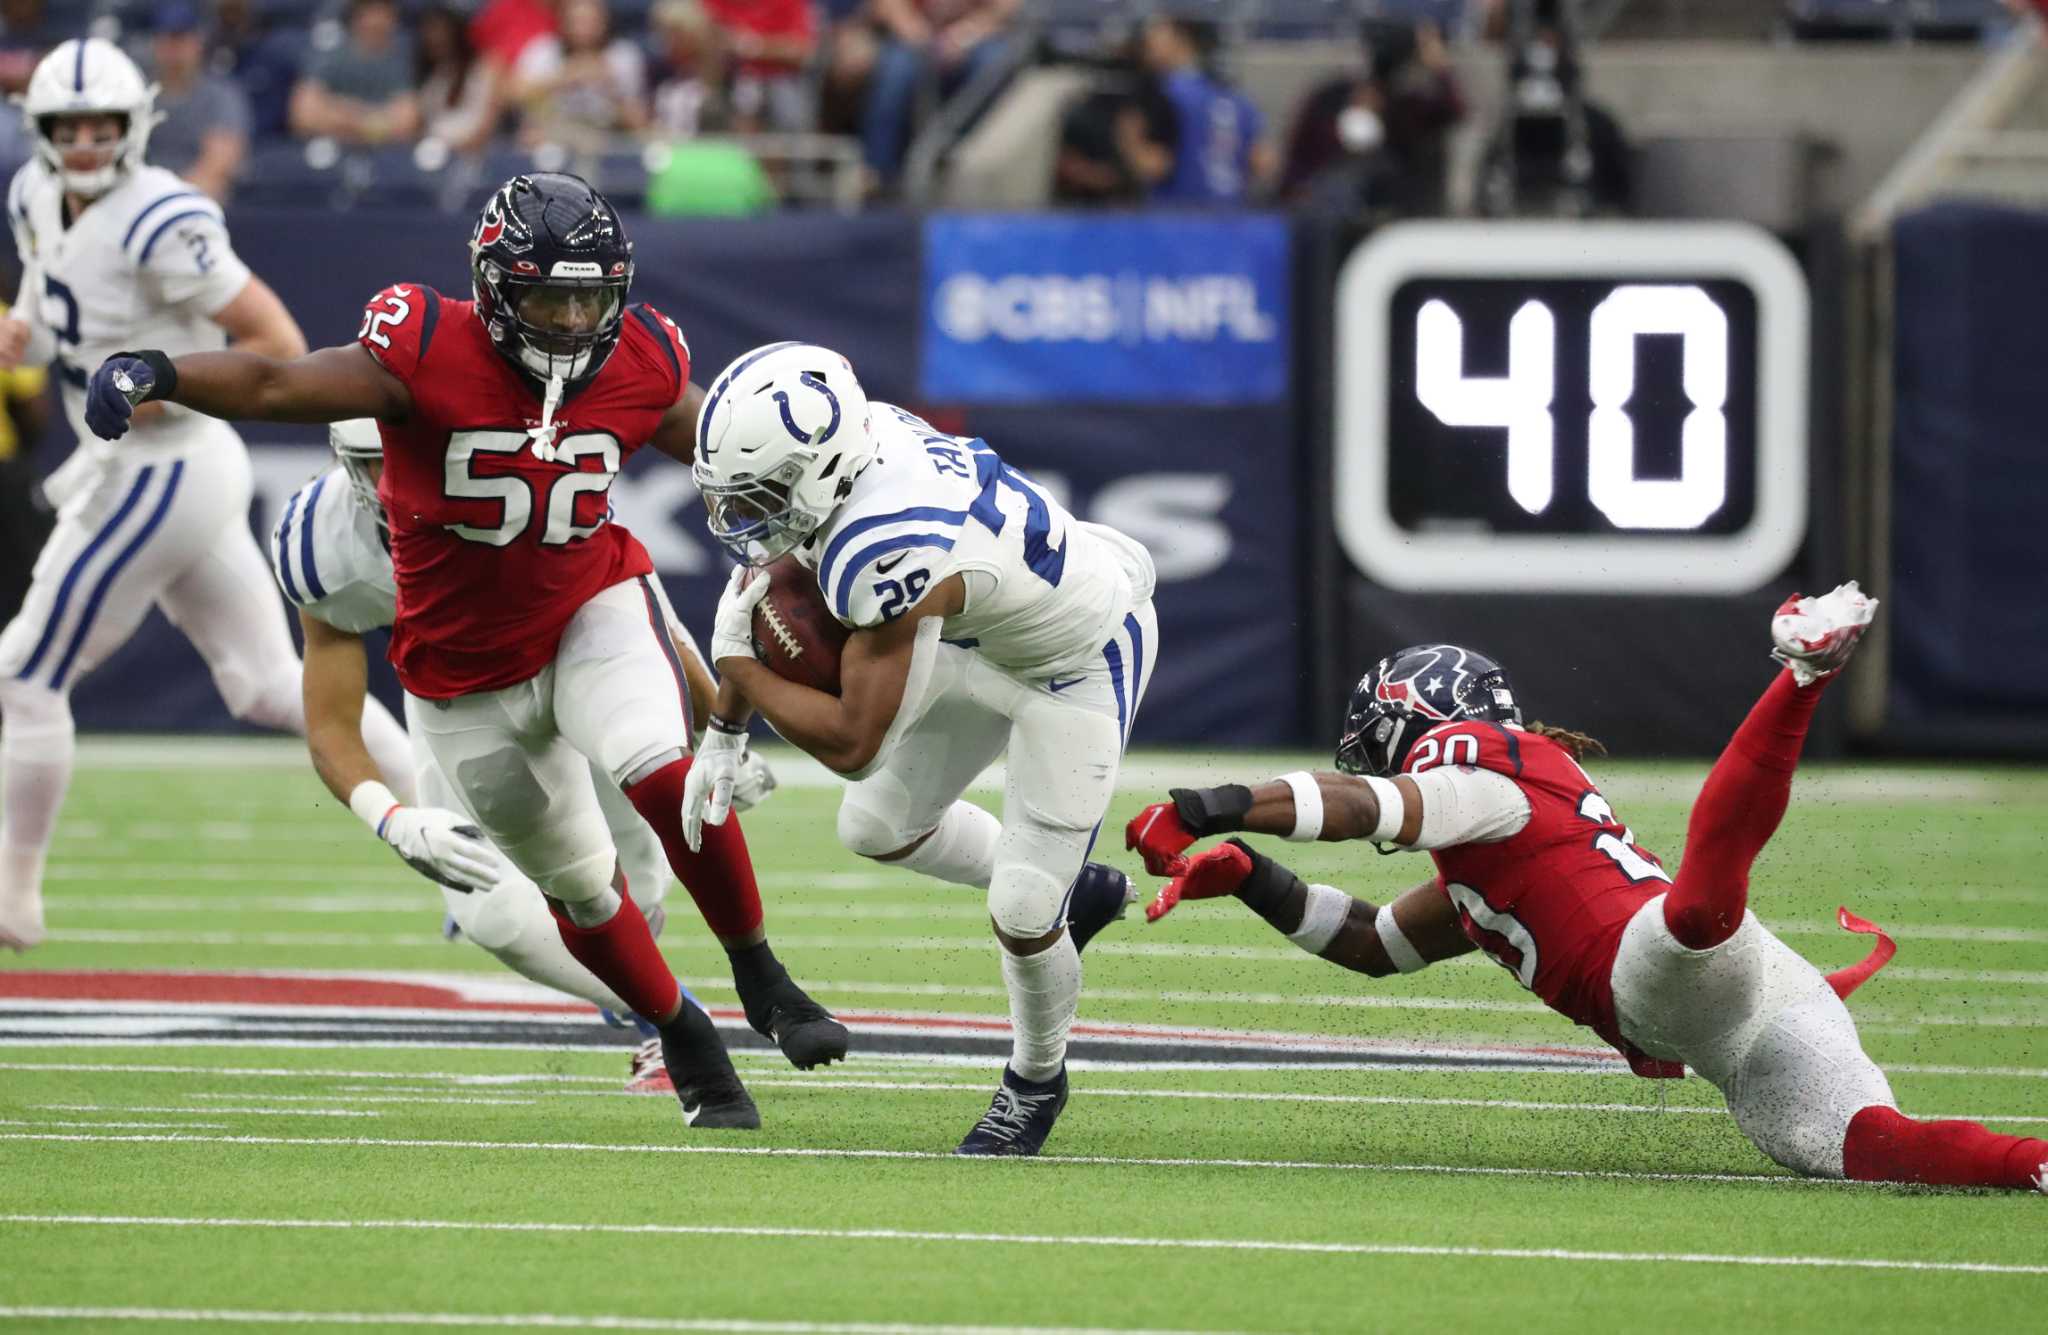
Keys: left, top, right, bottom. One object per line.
{"left": 920, "top": 214, "right": 1291, "bottom": 405}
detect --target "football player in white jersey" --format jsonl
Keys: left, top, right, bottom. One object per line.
{"left": 0, "top": 39, "right": 413, "bottom": 951}
{"left": 686, "top": 342, "right": 1158, "bottom": 1155}
{"left": 275, "top": 419, "right": 781, "bottom": 1088}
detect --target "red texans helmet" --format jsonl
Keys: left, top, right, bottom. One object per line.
{"left": 1335, "top": 644, "right": 1522, "bottom": 778}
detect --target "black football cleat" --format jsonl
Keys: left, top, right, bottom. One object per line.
{"left": 955, "top": 1066, "right": 1069, "bottom": 1157}
{"left": 658, "top": 1001, "right": 761, "bottom": 1130}
{"left": 730, "top": 941, "right": 850, "bottom": 1070}
{"left": 1065, "top": 862, "right": 1134, "bottom": 954}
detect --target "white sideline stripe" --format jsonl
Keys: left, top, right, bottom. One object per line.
{"left": 0, "top": 1130, "right": 1892, "bottom": 1189}
{"left": 0, "top": 1307, "right": 1217, "bottom": 1334}
{"left": 6, "top": 1215, "right": 2047, "bottom": 1278}
{"left": 40, "top": 1104, "right": 381, "bottom": 1119}
{"left": 174, "top": 1081, "right": 2048, "bottom": 1128}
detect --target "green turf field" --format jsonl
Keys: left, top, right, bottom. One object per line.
{"left": 2, "top": 739, "right": 2044, "bottom": 1333}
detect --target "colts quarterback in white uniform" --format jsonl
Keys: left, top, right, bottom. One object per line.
{"left": 0, "top": 39, "right": 412, "bottom": 951}
{"left": 272, "top": 420, "right": 779, "bottom": 1068}
{"left": 687, "top": 342, "right": 1157, "bottom": 1155}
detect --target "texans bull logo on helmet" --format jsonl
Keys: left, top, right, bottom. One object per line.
{"left": 1336, "top": 643, "right": 1522, "bottom": 778}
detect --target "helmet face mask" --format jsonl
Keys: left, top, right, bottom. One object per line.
{"left": 470, "top": 174, "right": 633, "bottom": 388}
{"left": 329, "top": 419, "right": 386, "bottom": 536}
{"left": 24, "top": 40, "right": 159, "bottom": 200}
{"left": 693, "top": 342, "right": 876, "bottom": 569}
{"left": 1335, "top": 644, "right": 1523, "bottom": 777}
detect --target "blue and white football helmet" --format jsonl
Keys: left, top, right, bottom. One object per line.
{"left": 694, "top": 341, "right": 876, "bottom": 566}
{"left": 1335, "top": 643, "right": 1523, "bottom": 778}
{"left": 23, "top": 38, "right": 159, "bottom": 199}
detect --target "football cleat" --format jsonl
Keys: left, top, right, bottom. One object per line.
{"left": 1771, "top": 581, "right": 1878, "bottom": 687}
{"left": 731, "top": 944, "right": 850, "bottom": 1070}
{"left": 626, "top": 1037, "right": 674, "bottom": 1095}
{"left": 954, "top": 1065, "right": 1069, "bottom": 1157}
{"left": 1065, "top": 863, "right": 1134, "bottom": 954}
{"left": 2032, "top": 1159, "right": 2047, "bottom": 1196}
{"left": 658, "top": 1001, "right": 761, "bottom": 1130}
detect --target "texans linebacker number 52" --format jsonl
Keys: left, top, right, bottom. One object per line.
{"left": 1334, "top": 221, "right": 1810, "bottom": 595}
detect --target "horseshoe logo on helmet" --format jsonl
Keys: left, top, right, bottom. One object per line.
{"left": 771, "top": 371, "right": 841, "bottom": 446}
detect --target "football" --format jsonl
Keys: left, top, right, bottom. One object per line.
{"left": 748, "top": 554, "right": 849, "bottom": 695}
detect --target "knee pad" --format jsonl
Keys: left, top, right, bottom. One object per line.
{"left": 837, "top": 789, "right": 922, "bottom": 860}
{"left": 443, "top": 880, "right": 552, "bottom": 953}
{"left": 987, "top": 859, "right": 1071, "bottom": 940}
{"left": 0, "top": 677, "right": 73, "bottom": 743}
{"left": 216, "top": 665, "right": 303, "bottom": 733}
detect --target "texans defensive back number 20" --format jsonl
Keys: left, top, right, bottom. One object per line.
{"left": 1334, "top": 221, "right": 1810, "bottom": 595}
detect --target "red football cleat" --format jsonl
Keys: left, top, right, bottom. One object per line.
{"left": 625, "top": 1037, "right": 673, "bottom": 1095}
{"left": 1770, "top": 581, "right": 1878, "bottom": 687}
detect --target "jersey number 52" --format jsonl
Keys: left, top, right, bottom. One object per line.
{"left": 444, "top": 430, "right": 621, "bottom": 546}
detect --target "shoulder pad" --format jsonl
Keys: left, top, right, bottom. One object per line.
{"left": 626, "top": 302, "right": 691, "bottom": 398}
{"left": 356, "top": 284, "right": 442, "bottom": 382}
{"left": 1402, "top": 720, "right": 1527, "bottom": 780}
{"left": 121, "top": 183, "right": 224, "bottom": 267}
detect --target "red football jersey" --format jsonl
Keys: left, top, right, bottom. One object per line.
{"left": 1404, "top": 721, "right": 1682, "bottom": 1076}
{"left": 356, "top": 283, "right": 691, "bottom": 698}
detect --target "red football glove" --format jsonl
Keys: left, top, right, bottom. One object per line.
{"left": 1144, "top": 841, "right": 1255, "bottom": 924}
{"left": 1125, "top": 800, "right": 1198, "bottom": 877}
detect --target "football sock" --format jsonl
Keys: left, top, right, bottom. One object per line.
{"left": 549, "top": 883, "right": 681, "bottom": 1023}
{"left": 1001, "top": 930, "right": 1082, "bottom": 1082}
{"left": 1665, "top": 670, "right": 1824, "bottom": 949}
{"left": 0, "top": 680, "right": 74, "bottom": 895}
{"left": 360, "top": 696, "right": 420, "bottom": 805}
{"left": 1843, "top": 1105, "right": 2048, "bottom": 1190}
{"left": 892, "top": 800, "right": 1001, "bottom": 888}
{"left": 444, "top": 878, "right": 631, "bottom": 1013}
{"left": 624, "top": 756, "right": 765, "bottom": 942}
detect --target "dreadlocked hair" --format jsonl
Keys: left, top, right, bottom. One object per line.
{"left": 1526, "top": 721, "right": 1608, "bottom": 761}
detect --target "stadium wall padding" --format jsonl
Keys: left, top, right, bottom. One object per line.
{"left": 59, "top": 208, "right": 1306, "bottom": 746}
{"left": 1884, "top": 202, "right": 2048, "bottom": 752}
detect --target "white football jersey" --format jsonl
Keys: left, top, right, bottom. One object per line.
{"left": 270, "top": 466, "right": 396, "bottom": 635}
{"left": 7, "top": 160, "right": 252, "bottom": 460}
{"left": 800, "top": 404, "right": 1156, "bottom": 679}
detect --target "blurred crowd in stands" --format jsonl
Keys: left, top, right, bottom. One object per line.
{"left": 0, "top": 0, "right": 2027, "bottom": 215}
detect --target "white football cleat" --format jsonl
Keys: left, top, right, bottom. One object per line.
{"left": 2032, "top": 1159, "right": 2046, "bottom": 1196}
{"left": 0, "top": 863, "right": 45, "bottom": 952}
{"left": 1771, "top": 581, "right": 1878, "bottom": 687}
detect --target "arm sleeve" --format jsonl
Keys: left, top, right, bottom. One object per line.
{"left": 134, "top": 205, "right": 253, "bottom": 315}
{"left": 1404, "top": 766, "right": 1531, "bottom": 850}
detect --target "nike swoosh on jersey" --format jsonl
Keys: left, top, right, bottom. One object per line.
{"left": 875, "top": 552, "right": 909, "bottom": 574}
{"left": 1046, "top": 676, "right": 1085, "bottom": 693}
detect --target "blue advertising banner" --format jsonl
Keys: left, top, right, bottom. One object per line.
{"left": 920, "top": 214, "right": 1290, "bottom": 405}
{"left": 49, "top": 208, "right": 1305, "bottom": 745}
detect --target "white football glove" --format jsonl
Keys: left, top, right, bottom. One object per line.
{"left": 683, "top": 721, "right": 748, "bottom": 851}
{"left": 710, "top": 564, "right": 770, "bottom": 668}
{"left": 730, "top": 748, "right": 779, "bottom": 813}
{"left": 349, "top": 781, "right": 503, "bottom": 893}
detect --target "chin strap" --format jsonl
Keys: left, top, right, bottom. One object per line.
{"left": 528, "top": 372, "right": 566, "bottom": 462}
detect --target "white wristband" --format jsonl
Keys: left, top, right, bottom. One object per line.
{"left": 1287, "top": 882, "right": 1352, "bottom": 954}
{"left": 1361, "top": 775, "right": 1406, "bottom": 843}
{"left": 348, "top": 779, "right": 400, "bottom": 837}
{"left": 1375, "top": 902, "right": 1428, "bottom": 973}
{"left": 1275, "top": 771, "right": 1323, "bottom": 842}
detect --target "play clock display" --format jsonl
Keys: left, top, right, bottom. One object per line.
{"left": 1334, "top": 222, "right": 1809, "bottom": 593}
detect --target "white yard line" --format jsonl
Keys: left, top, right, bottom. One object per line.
{"left": 39, "top": 1105, "right": 382, "bottom": 1119}
{"left": 0, "top": 1129, "right": 1898, "bottom": 1190}
{"left": 168, "top": 1080, "right": 2048, "bottom": 1128}
{"left": 0, "top": 1120, "right": 232, "bottom": 1130}
{"left": 0, "top": 1308, "right": 1218, "bottom": 1335}
{"left": 4, "top": 1215, "right": 2046, "bottom": 1278}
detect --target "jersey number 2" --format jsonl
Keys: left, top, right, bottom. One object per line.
{"left": 445, "top": 430, "right": 620, "bottom": 546}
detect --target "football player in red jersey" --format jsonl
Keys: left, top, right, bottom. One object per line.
{"left": 1128, "top": 584, "right": 2047, "bottom": 1193}
{"left": 81, "top": 173, "right": 848, "bottom": 1129}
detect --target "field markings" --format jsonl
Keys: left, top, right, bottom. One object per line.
{"left": 6, "top": 1214, "right": 2048, "bottom": 1278}
{"left": 150, "top": 1079, "right": 2048, "bottom": 1129}
{"left": 0, "top": 1307, "right": 1223, "bottom": 1335}
{"left": 39, "top": 1104, "right": 383, "bottom": 1119}
{"left": 0, "top": 1120, "right": 233, "bottom": 1130}
{"left": 0, "top": 1129, "right": 1926, "bottom": 1191}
